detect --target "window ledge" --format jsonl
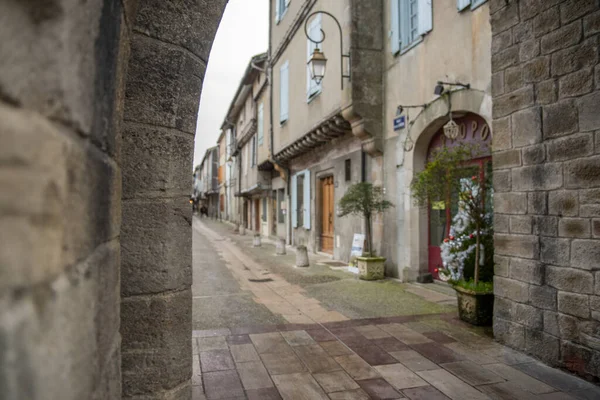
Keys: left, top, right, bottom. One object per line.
{"left": 280, "top": 119, "right": 288, "bottom": 126}
{"left": 307, "top": 89, "right": 322, "bottom": 104}
{"left": 397, "top": 36, "right": 424, "bottom": 57}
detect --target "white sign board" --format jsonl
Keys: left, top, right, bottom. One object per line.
{"left": 350, "top": 234, "right": 365, "bottom": 258}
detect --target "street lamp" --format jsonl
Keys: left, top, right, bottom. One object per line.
{"left": 304, "top": 11, "right": 350, "bottom": 90}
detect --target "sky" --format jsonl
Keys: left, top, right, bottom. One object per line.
{"left": 193, "top": 0, "right": 269, "bottom": 167}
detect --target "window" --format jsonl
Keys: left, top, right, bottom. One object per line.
{"left": 390, "top": 0, "right": 432, "bottom": 54}
{"left": 457, "top": 0, "right": 486, "bottom": 11}
{"left": 291, "top": 170, "right": 311, "bottom": 229}
{"left": 278, "top": 189, "right": 285, "bottom": 223}
{"left": 279, "top": 61, "right": 289, "bottom": 123}
{"left": 257, "top": 103, "right": 264, "bottom": 145}
{"left": 345, "top": 159, "right": 351, "bottom": 182}
{"left": 307, "top": 14, "right": 322, "bottom": 100}
{"left": 262, "top": 197, "right": 267, "bottom": 221}
{"left": 275, "top": 0, "right": 290, "bottom": 23}
{"left": 251, "top": 136, "right": 257, "bottom": 167}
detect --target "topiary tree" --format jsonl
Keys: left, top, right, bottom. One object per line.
{"left": 338, "top": 182, "right": 394, "bottom": 257}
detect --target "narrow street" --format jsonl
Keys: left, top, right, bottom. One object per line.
{"left": 191, "top": 218, "right": 600, "bottom": 400}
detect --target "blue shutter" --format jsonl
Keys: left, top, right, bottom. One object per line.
{"left": 457, "top": 0, "right": 470, "bottom": 11}
{"left": 275, "top": 0, "right": 280, "bottom": 23}
{"left": 291, "top": 174, "right": 297, "bottom": 228}
{"left": 418, "top": 0, "right": 433, "bottom": 36}
{"left": 280, "top": 61, "right": 289, "bottom": 123}
{"left": 303, "top": 170, "right": 311, "bottom": 230}
{"left": 390, "top": 0, "right": 400, "bottom": 53}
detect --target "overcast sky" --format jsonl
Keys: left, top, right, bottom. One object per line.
{"left": 193, "top": 0, "right": 269, "bottom": 167}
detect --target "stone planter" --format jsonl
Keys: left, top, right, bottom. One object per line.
{"left": 239, "top": 226, "right": 245, "bottom": 235}
{"left": 253, "top": 234, "right": 261, "bottom": 247}
{"left": 296, "top": 245, "right": 309, "bottom": 267}
{"left": 356, "top": 257, "right": 385, "bottom": 280}
{"left": 276, "top": 238, "right": 286, "bottom": 255}
{"left": 453, "top": 285, "right": 494, "bottom": 326}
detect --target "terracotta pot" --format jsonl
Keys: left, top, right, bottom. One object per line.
{"left": 453, "top": 285, "right": 494, "bottom": 326}
{"left": 356, "top": 257, "right": 386, "bottom": 280}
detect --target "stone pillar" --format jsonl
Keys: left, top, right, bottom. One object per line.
{"left": 120, "top": 1, "right": 226, "bottom": 399}
{"left": 490, "top": 0, "right": 600, "bottom": 379}
{"left": 276, "top": 238, "right": 287, "bottom": 255}
{"left": 253, "top": 234, "right": 261, "bottom": 247}
{"left": 296, "top": 246, "right": 310, "bottom": 267}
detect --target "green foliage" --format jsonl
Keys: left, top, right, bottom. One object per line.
{"left": 339, "top": 183, "right": 394, "bottom": 218}
{"left": 410, "top": 144, "right": 476, "bottom": 207}
{"left": 450, "top": 279, "right": 493, "bottom": 294}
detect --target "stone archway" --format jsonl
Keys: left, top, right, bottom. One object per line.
{"left": 0, "top": 1, "right": 227, "bottom": 399}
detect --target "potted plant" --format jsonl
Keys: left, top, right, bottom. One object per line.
{"left": 411, "top": 144, "right": 494, "bottom": 325}
{"left": 339, "top": 182, "right": 394, "bottom": 280}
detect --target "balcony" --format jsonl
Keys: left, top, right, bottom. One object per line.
{"left": 239, "top": 166, "right": 270, "bottom": 197}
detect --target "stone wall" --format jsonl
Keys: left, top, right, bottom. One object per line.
{"left": 491, "top": 0, "right": 600, "bottom": 381}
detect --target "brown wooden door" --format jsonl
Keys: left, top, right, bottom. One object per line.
{"left": 254, "top": 199, "right": 260, "bottom": 232}
{"left": 320, "top": 177, "right": 334, "bottom": 254}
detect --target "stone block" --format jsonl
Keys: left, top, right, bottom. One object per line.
{"left": 515, "top": 303, "right": 543, "bottom": 330}
{"left": 494, "top": 318, "right": 526, "bottom": 350}
{"left": 525, "top": 329, "right": 560, "bottom": 364}
{"left": 547, "top": 133, "right": 594, "bottom": 162}
{"left": 124, "top": 34, "right": 205, "bottom": 134}
{"left": 561, "top": 341, "right": 597, "bottom": 378}
{"left": 494, "top": 193, "right": 528, "bottom": 214}
{"left": 495, "top": 213, "right": 509, "bottom": 233}
{"left": 121, "top": 197, "right": 192, "bottom": 295}
{"left": 492, "top": 116, "right": 511, "bottom": 151}
{"left": 492, "top": 30, "right": 512, "bottom": 54}
{"left": 581, "top": 205, "right": 600, "bottom": 217}
{"left": 531, "top": 285, "right": 558, "bottom": 310}
{"left": 580, "top": 189, "right": 600, "bottom": 204}
{"left": 492, "top": 71, "right": 505, "bottom": 96}
{"left": 558, "top": 313, "right": 580, "bottom": 342}
{"left": 559, "top": 218, "right": 591, "bottom": 238}
{"left": 565, "top": 156, "right": 600, "bottom": 189}
{"left": 535, "top": 79, "right": 558, "bottom": 105}
{"left": 546, "top": 265, "right": 593, "bottom": 293}
{"left": 543, "top": 99, "right": 579, "bottom": 139}
{"left": 560, "top": 0, "right": 598, "bottom": 24}
{"left": 577, "top": 91, "right": 600, "bottom": 132}
{"left": 534, "top": 216, "right": 558, "bottom": 236}
{"left": 541, "top": 238, "right": 571, "bottom": 267}
{"left": 494, "top": 276, "right": 530, "bottom": 303}
{"left": 520, "top": 39, "right": 540, "bottom": 62}
{"left": 122, "top": 123, "right": 194, "bottom": 197}
{"left": 510, "top": 216, "right": 533, "bottom": 234}
{"left": 596, "top": 272, "right": 600, "bottom": 294}
{"left": 523, "top": 56, "right": 551, "bottom": 83}
{"left": 541, "top": 20, "right": 583, "bottom": 54}
{"left": 494, "top": 296, "right": 515, "bottom": 321}
{"left": 519, "top": 0, "right": 563, "bottom": 21}
{"left": 493, "top": 169, "right": 511, "bottom": 192}
{"left": 493, "top": 149, "right": 522, "bottom": 169}
{"left": 510, "top": 258, "right": 544, "bottom": 285}
{"left": 583, "top": 10, "right": 600, "bottom": 37}
{"left": 491, "top": 2, "right": 520, "bottom": 34}
{"left": 513, "top": 20, "right": 533, "bottom": 43}
{"left": 593, "top": 220, "right": 600, "bottom": 237}
{"left": 492, "top": 46, "right": 520, "bottom": 73}
{"left": 533, "top": 6, "right": 560, "bottom": 37}
{"left": 504, "top": 66, "right": 524, "bottom": 93}
{"left": 543, "top": 311, "right": 560, "bottom": 336}
{"left": 571, "top": 240, "right": 600, "bottom": 270}
{"left": 591, "top": 296, "right": 600, "bottom": 311}
{"left": 559, "top": 68, "right": 594, "bottom": 99}
{"left": 495, "top": 255, "right": 510, "bottom": 277}
{"left": 558, "top": 292, "right": 590, "bottom": 318}
{"left": 512, "top": 106, "right": 542, "bottom": 147}
{"left": 528, "top": 192, "right": 548, "bottom": 215}
{"left": 551, "top": 38, "right": 599, "bottom": 77}
{"left": 495, "top": 234, "right": 539, "bottom": 259}
{"left": 511, "top": 164, "right": 563, "bottom": 191}
{"left": 549, "top": 190, "right": 579, "bottom": 216}
{"left": 493, "top": 85, "right": 535, "bottom": 118}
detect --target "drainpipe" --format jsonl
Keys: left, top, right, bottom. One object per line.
{"left": 361, "top": 150, "right": 366, "bottom": 182}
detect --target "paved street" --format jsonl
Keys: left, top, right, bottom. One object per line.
{"left": 192, "top": 218, "right": 599, "bottom": 400}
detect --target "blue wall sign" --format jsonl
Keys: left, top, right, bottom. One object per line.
{"left": 393, "top": 115, "right": 405, "bottom": 131}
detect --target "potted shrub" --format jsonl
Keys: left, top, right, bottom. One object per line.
{"left": 411, "top": 144, "right": 494, "bottom": 325}
{"left": 339, "top": 182, "right": 394, "bottom": 280}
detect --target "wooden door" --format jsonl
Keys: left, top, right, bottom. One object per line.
{"left": 320, "top": 177, "right": 334, "bottom": 254}
{"left": 254, "top": 199, "right": 260, "bottom": 232}
{"left": 271, "top": 191, "right": 277, "bottom": 235}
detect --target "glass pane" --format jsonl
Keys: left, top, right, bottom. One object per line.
{"left": 430, "top": 202, "right": 447, "bottom": 246}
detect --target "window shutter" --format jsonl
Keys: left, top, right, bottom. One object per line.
{"left": 390, "top": 0, "right": 400, "bottom": 53}
{"left": 257, "top": 103, "right": 264, "bottom": 145}
{"left": 279, "top": 61, "right": 289, "bottom": 122}
{"left": 418, "top": 0, "right": 433, "bottom": 35}
{"left": 285, "top": 0, "right": 290, "bottom": 6}
{"left": 291, "top": 174, "right": 297, "bottom": 228}
{"left": 275, "top": 0, "right": 280, "bottom": 23}
{"left": 303, "top": 170, "right": 311, "bottom": 230}
{"left": 457, "top": 0, "right": 470, "bottom": 11}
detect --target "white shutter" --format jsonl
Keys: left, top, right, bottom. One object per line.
{"left": 418, "top": 0, "right": 433, "bottom": 35}
{"left": 275, "top": 0, "right": 280, "bottom": 23}
{"left": 307, "top": 14, "right": 322, "bottom": 98}
{"left": 303, "top": 170, "right": 311, "bottom": 230}
{"left": 457, "top": 0, "right": 470, "bottom": 11}
{"left": 285, "top": 0, "right": 290, "bottom": 6}
{"left": 257, "top": 103, "right": 264, "bottom": 145}
{"left": 291, "top": 174, "right": 297, "bottom": 228}
{"left": 390, "top": 0, "right": 400, "bottom": 53}
{"left": 279, "top": 61, "right": 289, "bottom": 122}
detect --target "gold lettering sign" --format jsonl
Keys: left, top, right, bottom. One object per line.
{"left": 480, "top": 124, "right": 490, "bottom": 141}
{"left": 471, "top": 121, "right": 478, "bottom": 139}
{"left": 459, "top": 123, "right": 467, "bottom": 139}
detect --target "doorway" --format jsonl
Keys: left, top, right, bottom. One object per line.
{"left": 320, "top": 176, "right": 334, "bottom": 254}
{"left": 271, "top": 191, "right": 277, "bottom": 236}
{"left": 254, "top": 198, "right": 260, "bottom": 232}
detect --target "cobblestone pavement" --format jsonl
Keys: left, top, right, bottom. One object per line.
{"left": 192, "top": 218, "right": 600, "bottom": 399}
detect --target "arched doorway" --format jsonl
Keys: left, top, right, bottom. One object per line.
{"left": 425, "top": 113, "right": 492, "bottom": 279}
